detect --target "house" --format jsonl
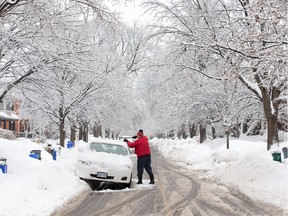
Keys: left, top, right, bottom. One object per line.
{"left": 0, "top": 98, "right": 25, "bottom": 136}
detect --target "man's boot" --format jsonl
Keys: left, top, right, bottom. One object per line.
{"left": 137, "top": 174, "right": 143, "bottom": 184}
{"left": 149, "top": 173, "right": 155, "bottom": 184}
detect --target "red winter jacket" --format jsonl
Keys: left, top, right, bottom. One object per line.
{"left": 127, "top": 136, "right": 150, "bottom": 157}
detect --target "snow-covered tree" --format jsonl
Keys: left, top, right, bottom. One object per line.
{"left": 0, "top": 0, "right": 136, "bottom": 145}
{"left": 145, "top": 0, "right": 287, "bottom": 149}
{"left": 0, "top": 0, "right": 120, "bottom": 100}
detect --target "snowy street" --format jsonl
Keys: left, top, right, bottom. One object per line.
{"left": 54, "top": 145, "right": 286, "bottom": 216}
{"left": 0, "top": 135, "right": 287, "bottom": 216}
{"left": 0, "top": 1, "right": 287, "bottom": 215}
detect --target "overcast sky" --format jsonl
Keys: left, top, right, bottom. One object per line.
{"left": 108, "top": 1, "right": 153, "bottom": 25}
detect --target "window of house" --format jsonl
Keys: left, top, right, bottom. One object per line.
{"left": 6, "top": 100, "right": 14, "bottom": 111}
{"left": 0, "top": 100, "right": 3, "bottom": 110}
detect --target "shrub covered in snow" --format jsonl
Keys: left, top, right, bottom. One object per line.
{"left": 0, "top": 129, "right": 16, "bottom": 140}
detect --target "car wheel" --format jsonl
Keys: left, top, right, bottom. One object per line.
{"left": 123, "top": 173, "right": 132, "bottom": 188}
{"left": 85, "top": 180, "right": 101, "bottom": 190}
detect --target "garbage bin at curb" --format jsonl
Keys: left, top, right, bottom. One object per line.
{"left": 29, "top": 150, "right": 42, "bottom": 160}
{"left": 283, "top": 147, "right": 288, "bottom": 159}
{"left": 0, "top": 158, "right": 7, "bottom": 174}
{"left": 271, "top": 152, "right": 282, "bottom": 163}
{"left": 67, "top": 141, "right": 74, "bottom": 149}
{"left": 52, "top": 149, "right": 57, "bottom": 160}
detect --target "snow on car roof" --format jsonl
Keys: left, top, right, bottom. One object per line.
{"left": 89, "top": 137, "right": 126, "bottom": 147}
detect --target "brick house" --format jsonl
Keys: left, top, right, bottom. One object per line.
{"left": 0, "top": 98, "right": 25, "bottom": 136}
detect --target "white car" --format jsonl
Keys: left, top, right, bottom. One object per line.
{"left": 76, "top": 139, "right": 133, "bottom": 188}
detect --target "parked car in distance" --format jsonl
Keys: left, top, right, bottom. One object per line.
{"left": 76, "top": 138, "right": 134, "bottom": 189}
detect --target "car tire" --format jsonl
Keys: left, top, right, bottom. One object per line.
{"left": 85, "top": 180, "right": 101, "bottom": 190}
{"left": 124, "top": 173, "right": 132, "bottom": 188}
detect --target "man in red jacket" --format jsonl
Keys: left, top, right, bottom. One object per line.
{"left": 123, "top": 129, "right": 155, "bottom": 184}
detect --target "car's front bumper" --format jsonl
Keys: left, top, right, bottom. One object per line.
{"left": 76, "top": 163, "right": 132, "bottom": 184}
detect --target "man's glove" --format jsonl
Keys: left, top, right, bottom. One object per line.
{"left": 132, "top": 136, "right": 137, "bottom": 139}
{"left": 123, "top": 138, "right": 128, "bottom": 143}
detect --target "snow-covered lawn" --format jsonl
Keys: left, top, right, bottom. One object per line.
{"left": 0, "top": 138, "right": 89, "bottom": 216}
{"left": 0, "top": 134, "right": 287, "bottom": 216}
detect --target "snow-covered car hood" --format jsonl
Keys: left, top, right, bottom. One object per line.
{"left": 77, "top": 151, "right": 132, "bottom": 168}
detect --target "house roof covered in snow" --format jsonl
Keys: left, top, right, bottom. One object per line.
{"left": 0, "top": 111, "right": 20, "bottom": 121}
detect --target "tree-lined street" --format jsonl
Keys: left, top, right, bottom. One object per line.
{"left": 54, "top": 146, "right": 284, "bottom": 216}
{"left": 1, "top": 0, "right": 286, "bottom": 147}
{"left": 0, "top": 1, "right": 287, "bottom": 215}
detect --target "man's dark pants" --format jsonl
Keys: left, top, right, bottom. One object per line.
{"left": 137, "top": 154, "right": 153, "bottom": 175}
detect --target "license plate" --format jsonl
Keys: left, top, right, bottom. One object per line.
{"left": 96, "top": 172, "right": 107, "bottom": 178}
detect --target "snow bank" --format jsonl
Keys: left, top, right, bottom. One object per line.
{"left": 151, "top": 135, "right": 288, "bottom": 212}
{"left": 0, "top": 138, "right": 89, "bottom": 216}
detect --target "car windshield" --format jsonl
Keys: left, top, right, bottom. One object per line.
{"left": 89, "top": 142, "right": 128, "bottom": 156}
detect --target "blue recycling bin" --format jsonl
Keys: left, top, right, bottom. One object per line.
{"left": 67, "top": 141, "right": 75, "bottom": 149}
{"left": 52, "top": 149, "right": 57, "bottom": 160}
{"left": 0, "top": 158, "right": 7, "bottom": 174}
{"left": 29, "top": 150, "right": 42, "bottom": 160}
{"left": 29, "top": 154, "right": 38, "bottom": 159}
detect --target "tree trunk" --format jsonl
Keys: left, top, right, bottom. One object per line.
{"left": 262, "top": 91, "right": 279, "bottom": 150}
{"left": 211, "top": 126, "right": 216, "bottom": 139}
{"left": 98, "top": 125, "right": 102, "bottom": 137}
{"left": 235, "top": 122, "right": 241, "bottom": 138}
{"left": 59, "top": 119, "right": 65, "bottom": 147}
{"left": 70, "top": 125, "right": 76, "bottom": 142}
{"left": 168, "top": 130, "right": 174, "bottom": 138}
{"left": 242, "top": 119, "right": 249, "bottom": 134}
{"left": 177, "top": 130, "right": 181, "bottom": 139}
{"left": 93, "top": 124, "right": 102, "bottom": 137}
{"left": 83, "top": 123, "right": 88, "bottom": 142}
{"left": 79, "top": 125, "right": 83, "bottom": 141}
{"left": 78, "top": 123, "right": 89, "bottom": 142}
{"left": 256, "top": 73, "right": 280, "bottom": 150}
{"left": 105, "top": 128, "right": 110, "bottom": 138}
{"left": 199, "top": 124, "right": 206, "bottom": 143}
{"left": 182, "top": 130, "right": 187, "bottom": 139}
{"left": 181, "top": 124, "right": 187, "bottom": 139}
{"left": 93, "top": 125, "right": 96, "bottom": 137}
{"left": 189, "top": 123, "right": 197, "bottom": 138}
